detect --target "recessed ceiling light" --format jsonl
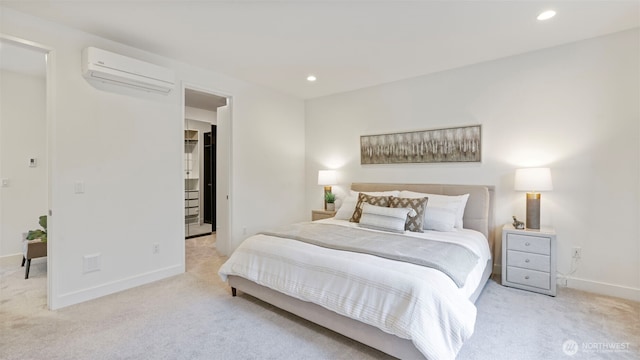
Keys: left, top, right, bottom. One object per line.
{"left": 537, "top": 10, "right": 556, "bottom": 21}
{"left": 307, "top": 75, "right": 317, "bottom": 82}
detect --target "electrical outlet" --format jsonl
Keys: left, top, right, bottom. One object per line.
{"left": 572, "top": 247, "right": 582, "bottom": 259}
{"left": 153, "top": 243, "right": 160, "bottom": 254}
{"left": 83, "top": 254, "right": 101, "bottom": 273}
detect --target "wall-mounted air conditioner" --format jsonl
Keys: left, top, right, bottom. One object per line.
{"left": 82, "top": 47, "right": 175, "bottom": 94}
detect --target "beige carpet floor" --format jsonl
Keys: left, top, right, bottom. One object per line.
{"left": 1, "top": 235, "right": 638, "bottom": 360}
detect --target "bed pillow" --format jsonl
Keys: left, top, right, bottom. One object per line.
{"left": 358, "top": 203, "right": 413, "bottom": 233}
{"left": 334, "top": 194, "right": 359, "bottom": 220}
{"left": 399, "top": 191, "right": 470, "bottom": 230}
{"left": 424, "top": 207, "right": 458, "bottom": 232}
{"left": 389, "top": 196, "right": 428, "bottom": 232}
{"left": 350, "top": 193, "right": 391, "bottom": 223}
{"left": 335, "top": 190, "right": 399, "bottom": 220}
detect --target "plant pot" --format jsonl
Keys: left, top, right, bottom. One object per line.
{"left": 26, "top": 240, "right": 47, "bottom": 259}
{"left": 326, "top": 203, "right": 335, "bottom": 211}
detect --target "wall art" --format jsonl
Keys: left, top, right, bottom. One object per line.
{"left": 360, "top": 125, "right": 481, "bottom": 164}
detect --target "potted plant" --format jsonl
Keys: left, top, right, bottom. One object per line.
{"left": 26, "top": 215, "right": 48, "bottom": 242}
{"left": 325, "top": 192, "right": 336, "bottom": 211}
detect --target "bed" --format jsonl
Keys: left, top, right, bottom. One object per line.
{"left": 219, "top": 183, "right": 495, "bottom": 359}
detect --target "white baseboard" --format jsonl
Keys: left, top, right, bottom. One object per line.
{"left": 51, "top": 264, "right": 183, "bottom": 310}
{"left": 0, "top": 252, "right": 23, "bottom": 262}
{"left": 560, "top": 276, "right": 640, "bottom": 302}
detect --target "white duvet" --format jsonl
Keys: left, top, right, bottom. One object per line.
{"left": 219, "top": 219, "right": 491, "bottom": 360}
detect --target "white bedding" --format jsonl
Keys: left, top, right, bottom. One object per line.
{"left": 219, "top": 219, "right": 491, "bottom": 359}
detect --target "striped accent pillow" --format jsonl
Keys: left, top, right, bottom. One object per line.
{"left": 358, "top": 203, "right": 413, "bottom": 233}
{"left": 389, "top": 196, "right": 429, "bottom": 232}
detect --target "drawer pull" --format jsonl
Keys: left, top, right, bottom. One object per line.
{"left": 525, "top": 276, "right": 530, "bottom": 280}
{"left": 525, "top": 242, "right": 530, "bottom": 246}
{"left": 525, "top": 259, "right": 530, "bottom": 263}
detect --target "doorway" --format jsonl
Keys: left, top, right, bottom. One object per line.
{"left": 0, "top": 35, "right": 52, "bottom": 308}
{"left": 203, "top": 125, "right": 216, "bottom": 227}
{"left": 183, "top": 88, "right": 227, "bottom": 239}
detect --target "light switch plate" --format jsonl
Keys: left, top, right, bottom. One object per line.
{"left": 29, "top": 158, "right": 37, "bottom": 167}
{"left": 74, "top": 181, "right": 85, "bottom": 194}
{"left": 1, "top": 178, "right": 8, "bottom": 187}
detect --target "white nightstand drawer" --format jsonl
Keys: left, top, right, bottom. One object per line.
{"left": 507, "top": 250, "right": 550, "bottom": 272}
{"left": 506, "top": 266, "right": 550, "bottom": 290}
{"left": 507, "top": 233, "right": 550, "bottom": 255}
{"left": 186, "top": 207, "right": 199, "bottom": 216}
{"left": 185, "top": 199, "right": 199, "bottom": 208}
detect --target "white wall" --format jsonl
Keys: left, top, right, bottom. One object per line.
{"left": 0, "top": 70, "right": 47, "bottom": 256}
{"left": 185, "top": 106, "right": 216, "bottom": 125}
{"left": 305, "top": 29, "right": 639, "bottom": 301}
{"left": 1, "top": 8, "right": 306, "bottom": 309}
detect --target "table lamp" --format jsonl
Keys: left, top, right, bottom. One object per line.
{"left": 514, "top": 167, "right": 553, "bottom": 229}
{"left": 317, "top": 170, "right": 337, "bottom": 210}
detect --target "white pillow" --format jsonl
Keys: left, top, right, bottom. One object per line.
{"left": 358, "top": 203, "right": 412, "bottom": 233}
{"left": 335, "top": 190, "right": 400, "bottom": 220}
{"left": 423, "top": 207, "right": 457, "bottom": 232}
{"left": 334, "top": 194, "right": 359, "bottom": 220}
{"left": 399, "top": 191, "right": 470, "bottom": 230}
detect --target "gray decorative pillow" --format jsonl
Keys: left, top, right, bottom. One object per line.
{"left": 358, "top": 203, "right": 413, "bottom": 233}
{"left": 350, "top": 193, "right": 391, "bottom": 223}
{"left": 389, "top": 196, "right": 429, "bottom": 232}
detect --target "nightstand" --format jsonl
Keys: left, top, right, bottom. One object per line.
{"left": 311, "top": 209, "right": 336, "bottom": 221}
{"left": 502, "top": 224, "right": 557, "bottom": 296}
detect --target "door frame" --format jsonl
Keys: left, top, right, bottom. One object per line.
{"left": 181, "top": 82, "right": 233, "bottom": 259}
{"left": 0, "top": 34, "right": 56, "bottom": 309}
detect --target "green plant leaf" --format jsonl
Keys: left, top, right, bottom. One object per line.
{"left": 26, "top": 215, "right": 48, "bottom": 242}
{"left": 39, "top": 215, "right": 47, "bottom": 230}
{"left": 27, "top": 230, "right": 46, "bottom": 241}
{"left": 324, "top": 192, "right": 336, "bottom": 203}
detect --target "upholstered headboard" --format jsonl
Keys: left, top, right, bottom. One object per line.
{"left": 351, "top": 183, "right": 496, "bottom": 255}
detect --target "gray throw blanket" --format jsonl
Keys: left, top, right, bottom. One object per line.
{"left": 260, "top": 223, "right": 479, "bottom": 288}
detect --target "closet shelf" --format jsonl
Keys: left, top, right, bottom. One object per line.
{"left": 184, "top": 128, "right": 200, "bottom": 225}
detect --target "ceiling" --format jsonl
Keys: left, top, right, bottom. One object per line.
{"left": 2, "top": 1, "right": 638, "bottom": 99}
{"left": 185, "top": 88, "right": 227, "bottom": 111}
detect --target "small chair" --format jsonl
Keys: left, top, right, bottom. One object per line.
{"left": 21, "top": 233, "right": 47, "bottom": 279}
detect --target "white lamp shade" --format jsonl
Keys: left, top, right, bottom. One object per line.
{"left": 317, "top": 170, "right": 337, "bottom": 186}
{"left": 514, "top": 167, "right": 553, "bottom": 192}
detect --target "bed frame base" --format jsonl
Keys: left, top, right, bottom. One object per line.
{"left": 227, "top": 259, "right": 492, "bottom": 360}
{"left": 229, "top": 275, "right": 425, "bottom": 359}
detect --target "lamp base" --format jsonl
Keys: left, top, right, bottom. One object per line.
{"left": 323, "top": 186, "right": 332, "bottom": 211}
{"left": 526, "top": 192, "right": 541, "bottom": 229}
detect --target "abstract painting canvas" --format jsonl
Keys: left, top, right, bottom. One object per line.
{"left": 360, "top": 125, "right": 481, "bottom": 164}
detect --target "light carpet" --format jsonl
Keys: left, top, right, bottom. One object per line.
{"left": 1, "top": 235, "right": 637, "bottom": 360}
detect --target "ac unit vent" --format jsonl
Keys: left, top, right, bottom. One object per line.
{"left": 82, "top": 47, "right": 174, "bottom": 94}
